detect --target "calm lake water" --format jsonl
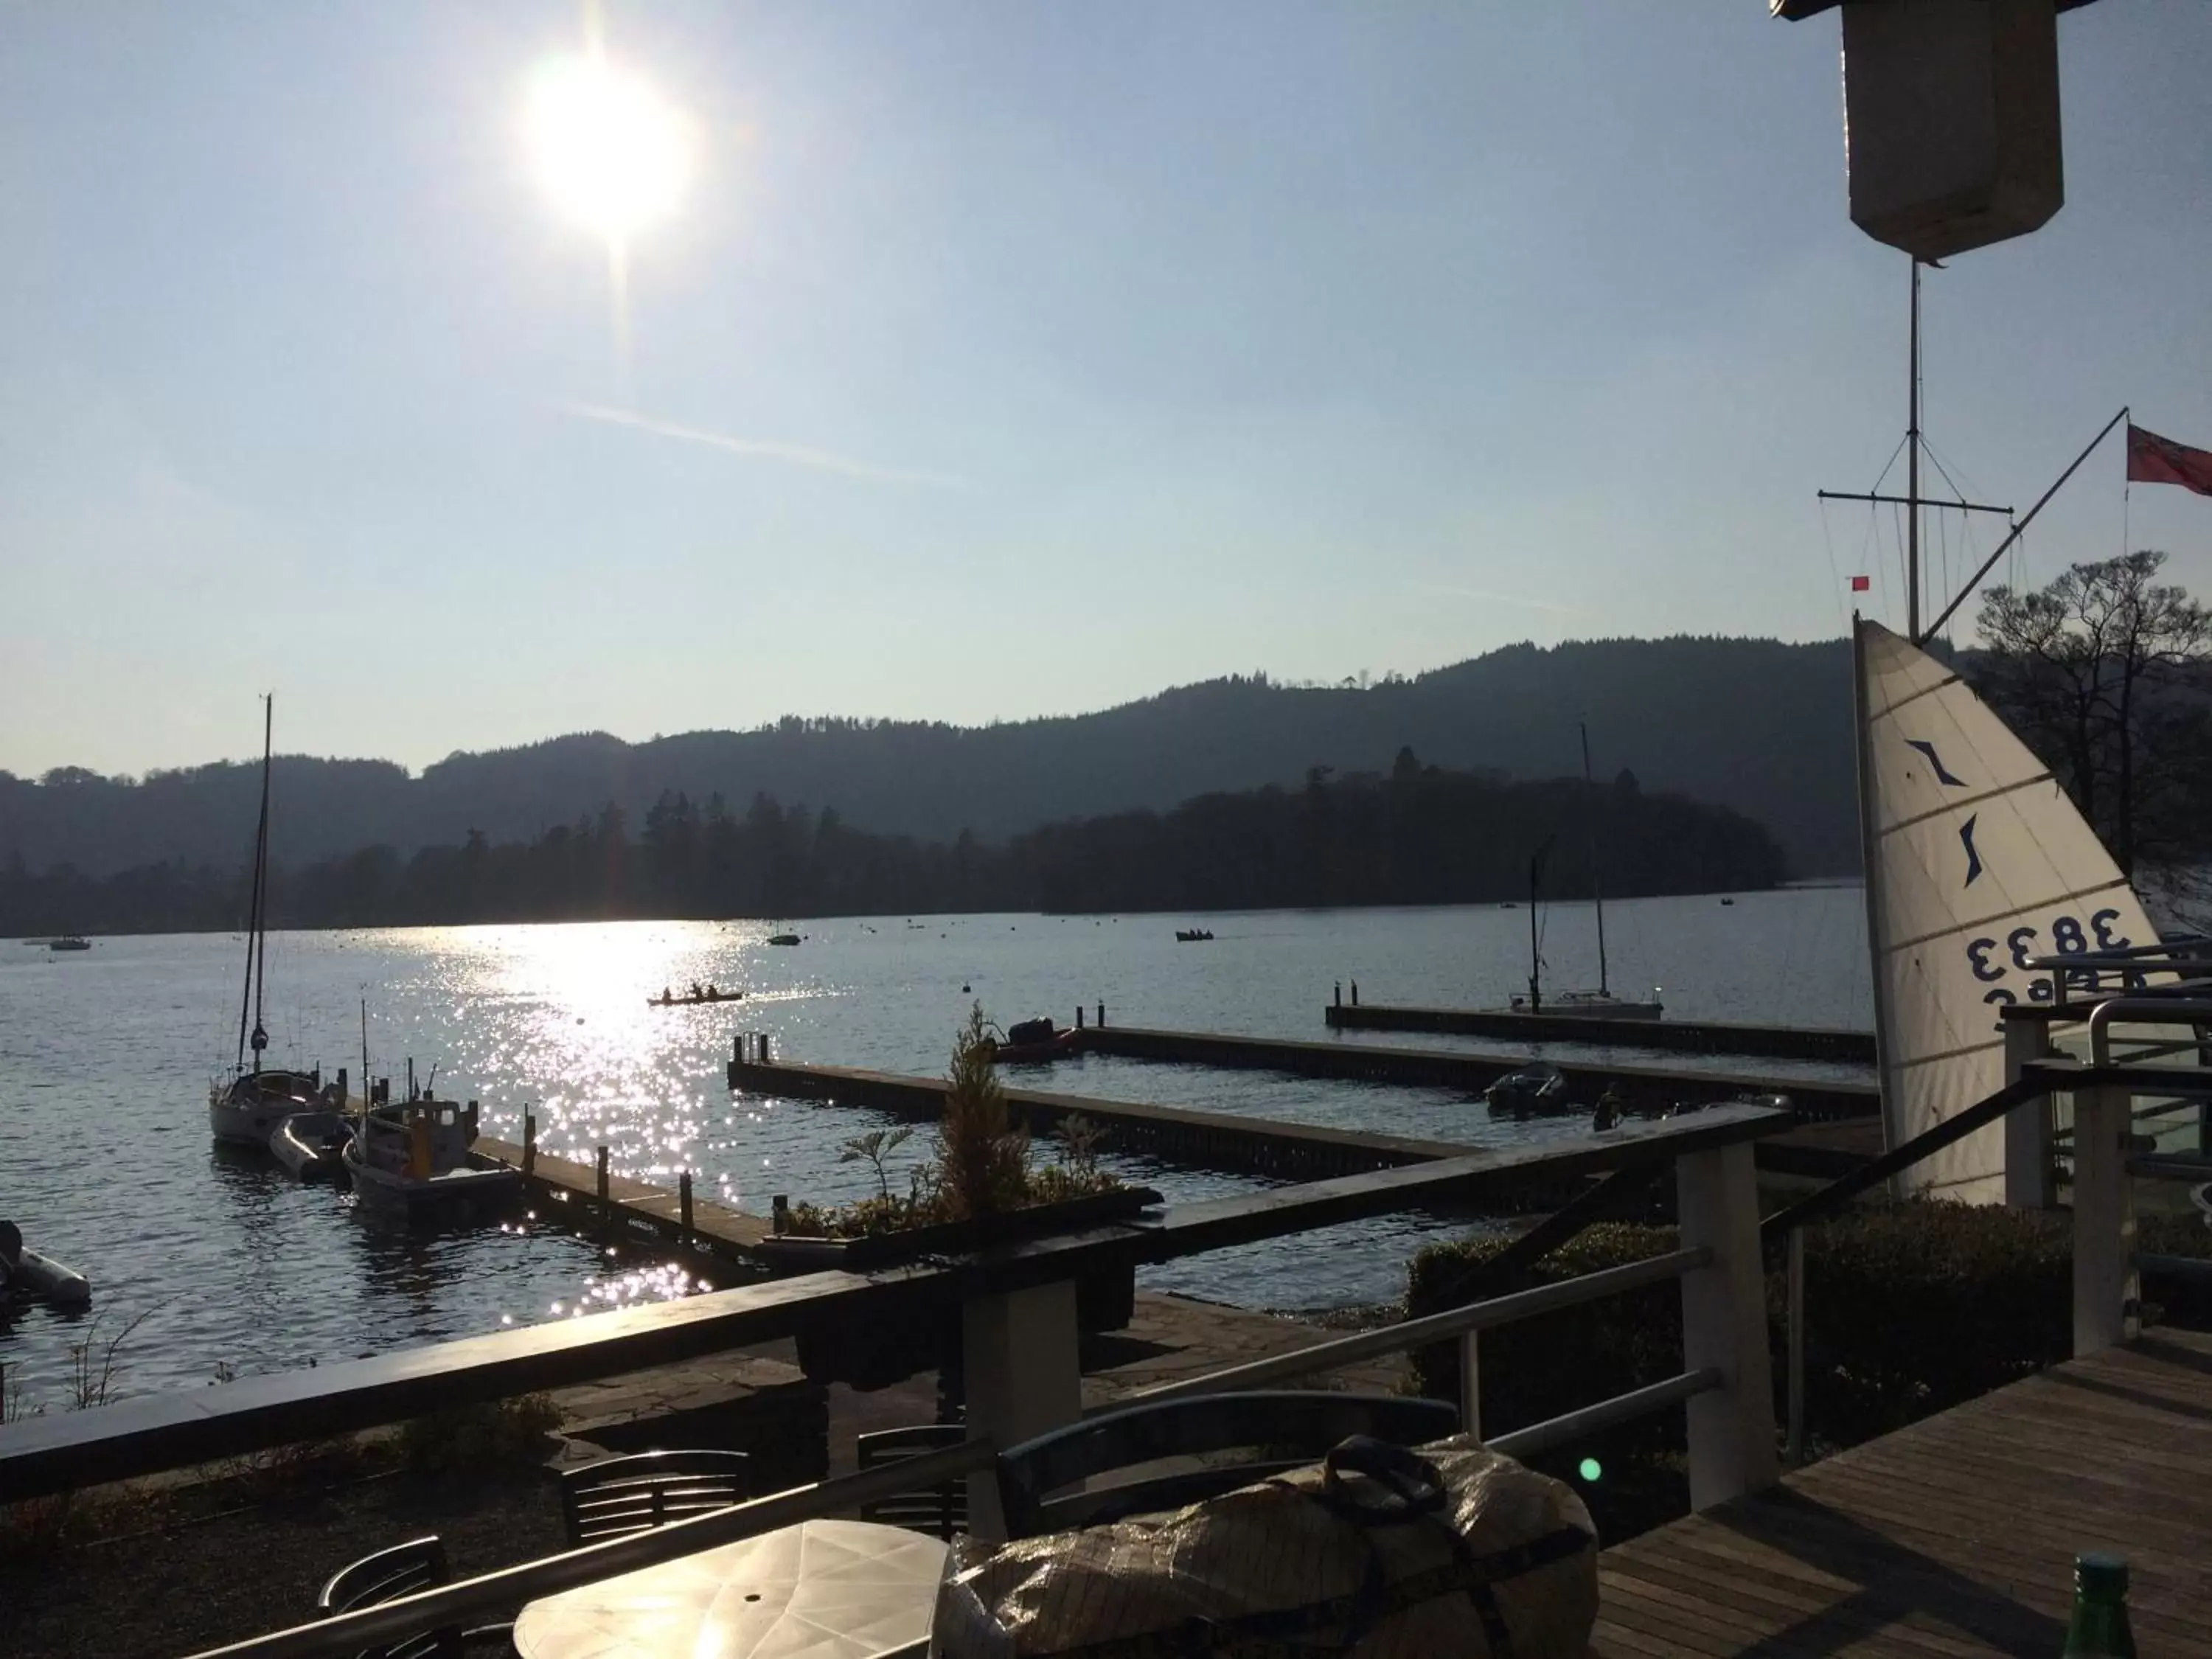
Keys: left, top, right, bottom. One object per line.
{"left": 0, "top": 888, "right": 1871, "bottom": 1411}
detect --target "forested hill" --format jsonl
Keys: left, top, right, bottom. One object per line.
{"left": 0, "top": 635, "right": 1856, "bottom": 880}
{"left": 0, "top": 760, "right": 1784, "bottom": 934}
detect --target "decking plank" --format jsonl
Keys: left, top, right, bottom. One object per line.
{"left": 1596, "top": 1326, "right": 2212, "bottom": 1656}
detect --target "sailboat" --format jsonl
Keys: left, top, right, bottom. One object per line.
{"left": 1509, "top": 723, "right": 1663, "bottom": 1021}
{"left": 207, "top": 696, "right": 330, "bottom": 1145}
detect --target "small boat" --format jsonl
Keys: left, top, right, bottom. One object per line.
{"left": 767, "top": 933, "right": 802, "bottom": 947}
{"left": 270, "top": 1110, "right": 352, "bottom": 1181}
{"left": 990, "top": 1017, "right": 1082, "bottom": 1065}
{"left": 47, "top": 935, "right": 91, "bottom": 952}
{"left": 1175, "top": 928, "right": 1215, "bottom": 943}
{"left": 343, "top": 1092, "right": 521, "bottom": 1222}
{"left": 0, "top": 1223, "right": 91, "bottom": 1307}
{"left": 1720, "top": 897, "right": 1736, "bottom": 906}
{"left": 1509, "top": 987, "right": 1665, "bottom": 1022}
{"left": 649, "top": 987, "right": 745, "bottom": 1006}
{"left": 1484, "top": 1062, "right": 1569, "bottom": 1118}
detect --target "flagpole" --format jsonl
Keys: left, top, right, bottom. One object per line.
{"left": 1919, "top": 406, "right": 2131, "bottom": 641}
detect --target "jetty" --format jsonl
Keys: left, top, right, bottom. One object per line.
{"left": 1325, "top": 1000, "right": 1876, "bottom": 1064}
{"left": 726, "top": 1052, "right": 1878, "bottom": 1184}
{"left": 1070, "top": 1023, "right": 1879, "bottom": 1122}
{"left": 473, "top": 1133, "right": 771, "bottom": 1262}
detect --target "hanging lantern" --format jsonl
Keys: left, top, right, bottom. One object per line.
{"left": 1776, "top": 0, "right": 2104, "bottom": 262}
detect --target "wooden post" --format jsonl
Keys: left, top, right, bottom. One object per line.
{"left": 2072, "top": 1084, "right": 2138, "bottom": 1357}
{"left": 1075, "top": 1005, "right": 1085, "bottom": 1030}
{"left": 1785, "top": 1225, "right": 1806, "bottom": 1468}
{"left": 678, "top": 1171, "right": 694, "bottom": 1248}
{"left": 962, "top": 1280, "right": 1082, "bottom": 1542}
{"left": 523, "top": 1110, "right": 537, "bottom": 1176}
{"left": 1677, "top": 1141, "right": 1779, "bottom": 1509}
{"left": 2002, "top": 1013, "right": 2053, "bottom": 1208}
{"left": 1458, "top": 1329, "right": 1482, "bottom": 1441}
{"left": 596, "top": 1146, "right": 611, "bottom": 1227}
{"left": 760, "top": 1032, "right": 771, "bottom": 1063}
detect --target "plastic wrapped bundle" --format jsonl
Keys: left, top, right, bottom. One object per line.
{"left": 933, "top": 1435, "right": 1596, "bottom": 1658}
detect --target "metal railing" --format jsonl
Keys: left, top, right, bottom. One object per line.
{"left": 1776, "top": 994, "right": 2212, "bottom": 1464}
{"left": 181, "top": 1239, "right": 1733, "bottom": 1658}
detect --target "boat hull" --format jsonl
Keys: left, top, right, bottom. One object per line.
{"left": 343, "top": 1139, "right": 521, "bottom": 1222}
{"left": 270, "top": 1112, "right": 351, "bottom": 1181}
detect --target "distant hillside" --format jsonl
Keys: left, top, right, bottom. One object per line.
{"left": 0, "top": 636, "right": 1857, "bottom": 880}
{"left": 0, "top": 762, "right": 1784, "bottom": 935}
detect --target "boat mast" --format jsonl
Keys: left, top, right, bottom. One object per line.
{"left": 1907, "top": 259, "right": 1921, "bottom": 642}
{"left": 234, "top": 695, "right": 273, "bottom": 1072}
{"left": 1580, "top": 720, "right": 1609, "bottom": 998}
{"left": 250, "top": 695, "right": 272, "bottom": 1071}
{"left": 1526, "top": 835, "right": 1554, "bottom": 1012}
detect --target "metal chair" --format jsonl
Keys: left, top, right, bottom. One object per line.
{"left": 558, "top": 1448, "right": 752, "bottom": 1545}
{"left": 994, "top": 1391, "right": 1460, "bottom": 1540}
{"left": 317, "top": 1536, "right": 512, "bottom": 1659}
{"left": 856, "top": 1423, "right": 969, "bottom": 1540}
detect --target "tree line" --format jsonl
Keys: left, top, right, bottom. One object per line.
{"left": 0, "top": 754, "right": 1784, "bottom": 936}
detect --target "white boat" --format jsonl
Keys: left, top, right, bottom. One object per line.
{"left": 207, "top": 696, "right": 334, "bottom": 1147}
{"left": 1508, "top": 725, "right": 1664, "bottom": 1022}
{"left": 270, "top": 1110, "right": 352, "bottom": 1181}
{"left": 0, "top": 1223, "right": 91, "bottom": 1307}
{"left": 1854, "top": 617, "right": 2163, "bottom": 1198}
{"left": 343, "top": 1093, "right": 521, "bottom": 1221}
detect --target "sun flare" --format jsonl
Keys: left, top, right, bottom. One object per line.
{"left": 526, "top": 54, "right": 695, "bottom": 240}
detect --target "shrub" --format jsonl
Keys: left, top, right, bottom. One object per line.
{"left": 398, "top": 1392, "right": 561, "bottom": 1478}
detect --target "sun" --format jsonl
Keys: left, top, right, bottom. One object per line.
{"left": 526, "top": 54, "right": 695, "bottom": 241}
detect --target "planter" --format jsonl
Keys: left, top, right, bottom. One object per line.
{"left": 776, "top": 1186, "right": 1158, "bottom": 1391}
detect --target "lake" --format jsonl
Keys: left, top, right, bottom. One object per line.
{"left": 0, "top": 887, "right": 1871, "bottom": 1411}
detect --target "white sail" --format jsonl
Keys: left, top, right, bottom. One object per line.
{"left": 1855, "top": 617, "right": 2159, "bottom": 1200}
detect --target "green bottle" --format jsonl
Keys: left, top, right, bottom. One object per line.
{"left": 2063, "top": 1554, "right": 2136, "bottom": 1658}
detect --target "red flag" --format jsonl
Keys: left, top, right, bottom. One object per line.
{"left": 2127, "top": 424, "right": 2212, "bottom": 495}
{"left": 1850, "top": 575, "right": 1871, "bottom": 592}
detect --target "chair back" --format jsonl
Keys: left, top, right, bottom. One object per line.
{"left": 560, "top": 1448, "right": 751, "bottom": 1545}
{"left": 857, "top": 1423, "right": 969, "bottom": 1540}
{"left": 317, "top": 1536, "right": 456, "bottom": 1659}
{"left": 995, "top": 1391, "right": 1459, "bottom": 1539}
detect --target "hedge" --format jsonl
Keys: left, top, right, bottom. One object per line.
{"left": 1406, "top": 1203, "right": 2212, "bottom": 1455}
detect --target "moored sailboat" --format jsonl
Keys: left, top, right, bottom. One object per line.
{"left": 208, "top": 697, "right": 333, "bottom": 1145}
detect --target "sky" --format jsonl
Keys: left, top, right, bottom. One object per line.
{"left": 2, "top": 1, "right": 2208, "bottom": 778}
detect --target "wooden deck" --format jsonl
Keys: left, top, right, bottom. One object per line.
{"left": 473, "top": 1135, "right": 773, "bottom": 1254}
{"left": 1596, "top": 1327, "right": 2212, "bottom": 1657}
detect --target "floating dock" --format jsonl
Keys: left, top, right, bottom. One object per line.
{"left": 1324, "top": 1001, "right": 1876, "bottom": 1064}
{"left": 473, "top": 1135, "right": 771, "bottom": 1264}
{"left": 1073, "top": 1024, "right": 1879, "bottom": 1122}
{"left": 725, "top": 1054, "right": 1879, "bottom": 1187}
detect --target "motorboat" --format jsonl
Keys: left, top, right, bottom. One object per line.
{"left": 47, "top": 935, "right": 91, "bottom": 952}
{"left": 344, "top": 1091, "right": 521, "bottom": 1222}
{"left": 270, "top": 1110, "right": 352, "bottom": 1181}
{"left": 767, "top": 933, "right": 803, "bottom": 947}
{"left": 0, "top": 1222, "right": 90, "bottom": 1307}
{"left": 1484, "top": 1062, "right": 1569, "bottom": 1119}
{"left": 990, "top": 1017, "right": 1082, "bottom": 1065}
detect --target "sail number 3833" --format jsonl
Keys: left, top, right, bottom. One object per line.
{"left": 1966, "top": 909, "right": 2134, "bottom": 1009}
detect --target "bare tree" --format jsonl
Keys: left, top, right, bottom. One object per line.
{"left": 1977, "top": 552, "right": 2212, "bottom": 877}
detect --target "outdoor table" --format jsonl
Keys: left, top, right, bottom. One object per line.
{"left": 513, "top": 1517, "right": 947, "bottom": 1659}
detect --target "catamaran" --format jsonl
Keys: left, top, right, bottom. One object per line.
{"left": 208, "top": 696, "right": 332, "bottom": 1146}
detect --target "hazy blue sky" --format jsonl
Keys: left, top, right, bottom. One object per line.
{"left": 3, "top": 2, "right": 2207, "bottom": 776}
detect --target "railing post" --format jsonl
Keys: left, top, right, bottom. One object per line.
{"left": 2071, "top": 1084, "right": 2138, "bottom": 1357}
{"left": 1676, "top": 1141, "right": 1779, "bottom": 1509}
{"left": 1785, "top": 1225, "right": 1806, "bottom": 1468}
{"left": 522, "top": 1110, "right": 537, "bottom": 1177}
{"left": 678, "top": 1170, "right": 694, "bottom": 1248}
{"left": 2003, "top": 1012, "right": 2053, "bottom": 1208}
{"left": 1458, "top": 1330, "right": 1482, "bottom": 1441}
{"left": 961, "top": 1279, "right": 1082, "bottom": 1543}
